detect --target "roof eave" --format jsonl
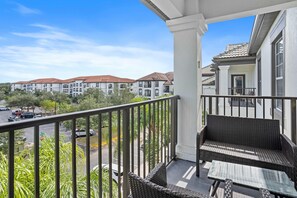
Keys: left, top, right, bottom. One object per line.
{"left": 248, "top": 11, "right": 280, "bottom": 54}
{"left": 213, "top": 56, "right": 256, "bottom": 66}
{"left": 141, "top": 0, "right": 170, "bottom": 21}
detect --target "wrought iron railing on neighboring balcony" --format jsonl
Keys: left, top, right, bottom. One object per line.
{"left": 228, "top": 87, "right": 256, "bottom": 96}
{"left": 201, "top": 94, "right": 297, "bottom": 144}
{"left": 0, "top": 95, "right": 179, "bottom": 198}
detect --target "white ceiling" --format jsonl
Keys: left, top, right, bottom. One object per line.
{"left": 146, "top": 0, "right": 297, "bottom": 23}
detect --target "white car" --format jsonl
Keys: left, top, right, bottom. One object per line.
{"left": 93, "top": 163, "right": 123, "bottom": 184}
{"left": 75, "top": 129, "right": 95, "bottom": 138}
{"left": 0, "top": 107, "right": 10, "bottom": 111}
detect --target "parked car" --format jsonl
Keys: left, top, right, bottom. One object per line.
{"left": 75, "top": 129, "right": 95, "bottom": 137}
{"left": 93, "top": 163, "right": 123, "bottom": 184}
{"left": 21, "top": 112, "right": 35, "bottom": 119}
{"left": 12, "top": 109, "right": 22, "bottom": 116}
{"left": 8, "top": 115, "right": 21, "bottom": 122}
{"left": 0, "top": 106, "right": 10, "bottom": 111}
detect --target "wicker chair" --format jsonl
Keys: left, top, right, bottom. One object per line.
{"left": 196, "top": 115, "right": 297, "bottom": 188}
{"left": 128, "top": 162, "right": 233, "bottom": 198}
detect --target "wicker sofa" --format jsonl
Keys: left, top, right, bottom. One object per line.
{"left": 196, "top": 115, "right": 297, "bottom": 187}
{"left": 129, "top": 162, "right": 233, "bottom": 198}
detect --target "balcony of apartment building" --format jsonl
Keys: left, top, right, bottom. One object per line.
{"left": 2, "top": 0, "right": 297, "bottom": 198}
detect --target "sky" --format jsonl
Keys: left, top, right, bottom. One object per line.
{"left": 0, "top": 0, "right": 255, "bottom": 83}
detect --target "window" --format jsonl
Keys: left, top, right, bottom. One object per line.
{"left": 108, "top": 90, "right": 112, "bottom": 95}
{"left": 139, "top": 89, "right": 143, "bottom": 96}
{"left": 155, "top": 89, "right": 159, "bottom": 96}
{"left": 120, "top": 84, "right": 126, "bottom": 88}
{"left": 108, "top": 84, "right": 113, "bottom": 89}
{"left": 144, "top": 90, "right": 151, "bottom": 97}
{"left": 79, "top": 88, "right": 82, "bottom": 92}
{"left": 96, "top": 83, "right": 99, "bottom": 87}
{"left": 155, "top": 81, "right": 159, "bottom": 87}
{"left": 257, "top": 58, "right": 262, "bottom": 96}
{"left": 164, "top": 86, "right": 169, "bottom": 93}
{"left": 273, "top": 36, "right": 284, "bottom": 110}
{"left": 139, "top": 81, "right": 143, "bottom": 87}
{"left": 144, "top": 81, "right": 151, "bottom": 88}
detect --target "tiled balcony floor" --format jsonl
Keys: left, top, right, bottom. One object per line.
{"left": 167, "top": 159, "right": 260, "bottom": 198}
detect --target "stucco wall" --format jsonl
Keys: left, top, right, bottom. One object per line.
{"left": 255, "top": 8, "right": 297, "bottom": 139}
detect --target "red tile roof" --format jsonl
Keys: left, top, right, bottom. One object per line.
{"left": 14, "top": 75, "right": 134, "bottom": 84}
{"left": 30, "top": 78, "right": 63, "bottom": 84}
{"left": 137, "top": 72, "right": 174, "bottom": 85}
{"left": 137, "top": 72, "right": 169, "bottom": 81}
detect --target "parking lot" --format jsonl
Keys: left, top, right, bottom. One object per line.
{"left": 0, "top": 110, "right": 69, "bottom": 142}
{"left": 0, "top": 110, "right": 11, "bottom": 124}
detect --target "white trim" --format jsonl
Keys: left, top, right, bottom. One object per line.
{"left": 166, "top": 14, "right": 208, "bottom": 35}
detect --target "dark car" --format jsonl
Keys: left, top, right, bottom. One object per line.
{"left": 21, "top": 112, "right": 35, "bottom": 119}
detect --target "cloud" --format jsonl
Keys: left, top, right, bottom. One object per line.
{"left": 0, "top": 24, "right": 172, "bottom": 82}
{"left": 15, "top": 3, "right": 41, "bottom": 15}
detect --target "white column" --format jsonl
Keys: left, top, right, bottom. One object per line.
{"left": 167, "top": 14, "right": 207, "bottom": 161}
{"left": 151, "top": 81, "right": 156, "bottom": 99}
{"left": 218, "top": 66, "right": 230, "bottom": 95}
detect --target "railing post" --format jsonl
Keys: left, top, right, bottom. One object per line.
{"left": 291, "top": 100, "right": 296, "bottom": 144}
{"left": 55, "top": 122, "right": 60, "bottom": 198}
{"left": 209, "top": 96, "right": 212, "bottom": 115}
{"left": 34, "top": 126, "right": 40, "bottom": 198}
{"left": 171, "top": 97, "right": 178, "bottom": 159}
{"left": 122, "top": 108, "right": 130, "bottom": 198}
{"left": 8, "top": 130, "right": 14, "bottom": 198}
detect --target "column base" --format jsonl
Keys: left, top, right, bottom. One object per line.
{"left": 176, "top": 144, "right": 196, "bottom": 162}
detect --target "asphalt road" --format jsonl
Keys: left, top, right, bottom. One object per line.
{"left": 0, "top": 111, "right": 144, "bottom": 173}
{"left": 0, "top": 110, "right": 11, "bottom": 124}
{"left": 0, "top": 110, "right": 69, "bottom": 142}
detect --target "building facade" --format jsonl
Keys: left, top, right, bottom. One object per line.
{"left": 133, "top": 72, "right": 174, "bottom": 99}
{"left": 211, "top": 8, "right": 297, "bottom": 138}
{"left": 11, "top": 75, "right": 134, "bottom": 97}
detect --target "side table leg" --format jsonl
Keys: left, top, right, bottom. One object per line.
{"left": 209, "top": 180, "right": 220, "bottom": 197}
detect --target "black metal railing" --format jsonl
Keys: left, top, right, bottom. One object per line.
{"left": 0, "top": 95, "right": 179, "bottom": 198}
{"left": 228, "top": 87, "right": 256, "bottom": 95}
{"left": 202, "top": 94, "right": 297, "bottom": 144}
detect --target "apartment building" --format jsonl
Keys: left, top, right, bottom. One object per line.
{"left": 11, "top": 75, "right": 134, "bottom": 97}
{"left": 133, "top": 72, "right": 174, "bottom": 99}
{"left": 11, "top": 78, "right": 62, "bottom": 93}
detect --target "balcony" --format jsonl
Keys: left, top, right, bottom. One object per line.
{"left": 1, "top": 94, "right": 297, "bottom": 197}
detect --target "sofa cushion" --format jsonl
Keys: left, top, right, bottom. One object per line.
{"left": 206, "top": 115, "right": 281, "bottom": 150}
{"left": 200, "top": 140, "right": 293, "bottom": 168}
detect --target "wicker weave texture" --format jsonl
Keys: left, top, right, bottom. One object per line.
{"left": 129, "top": 162, "right": 232, "bottom": 198}
{"left": 206, "top": 115, "right": 281, "bottom": 149}
{"left": 196, "top": 115, "right": 297, "bottom": 188}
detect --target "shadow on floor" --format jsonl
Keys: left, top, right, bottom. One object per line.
{"left": 166, "top": 159, "right": 260, "bottom": 198}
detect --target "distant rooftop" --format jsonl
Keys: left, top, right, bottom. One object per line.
{"left": 13, "top": 75, "right": 135, "bottom": 84}
{"left": 213, "top": 43, "right": 250, "bottom": 60}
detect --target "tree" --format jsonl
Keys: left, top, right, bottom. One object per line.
{"left": 0, "top": 83, "right": 11, "bottom": 99}
{"left": 81, "top": 88, "right": 106, "bottom": 104}
{"left": 7, "top": 93, "right": 38, "bottom": 111}
{"left": 40, "top": 100, "right": 56, "bottom": 114}
{"left": 108, "top": 87, "right": 135, "bottom": 106}
{"left": 0, "top": 137, "right": 118, "bottom": 197}
{"left": 0, "top": 130, "right": 25, "bottom": 154}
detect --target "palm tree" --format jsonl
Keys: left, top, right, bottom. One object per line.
{"left": 0, "top": 137, "right": 118, "bottom": 197}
